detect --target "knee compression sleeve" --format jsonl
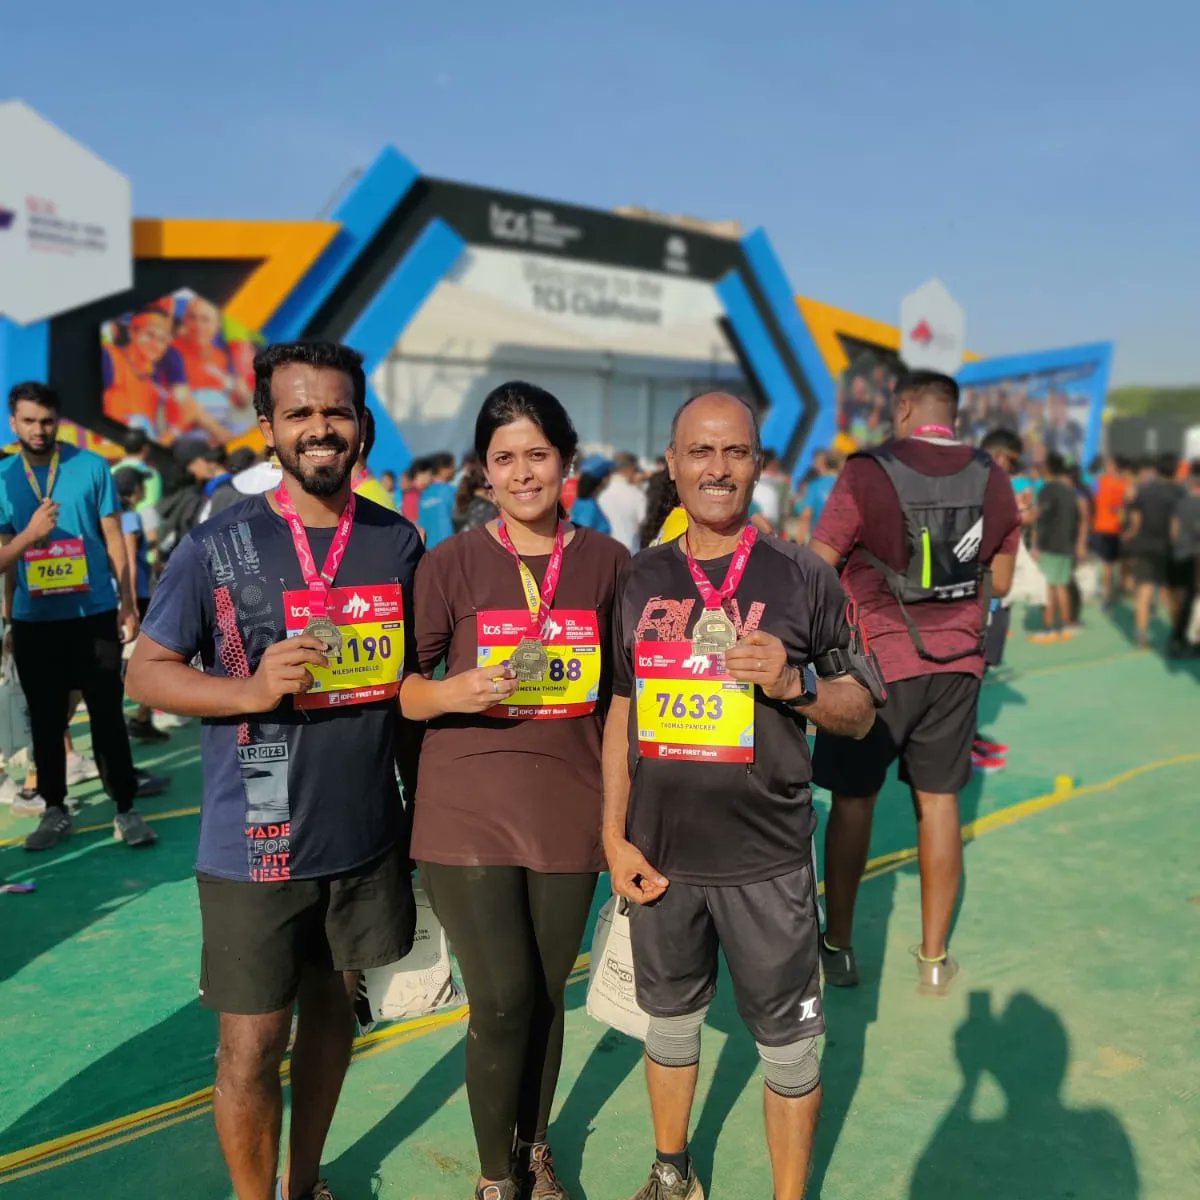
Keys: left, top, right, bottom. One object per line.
{"left": 757, "top": 1036, "right": 821, "bottom": 1098}
{"left": 644, "top": 1007, "right": 709, "bottom": 1068}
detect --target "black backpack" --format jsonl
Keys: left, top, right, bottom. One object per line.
{"left": 853, "top": 443, "right": 993, "bottom": 663}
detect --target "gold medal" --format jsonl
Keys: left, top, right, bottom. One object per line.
{"left": 303, "top": 615, "right": 343, "bottom": 658}
{"left": 691, "top": 608, "right": 737, "bottom": 660}
{"left": 512, "top": 636, "right": 550, "bottom": 683}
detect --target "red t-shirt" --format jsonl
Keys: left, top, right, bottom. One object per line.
{"left": 813, "top": 439, "right": 1021, "bottom": 683}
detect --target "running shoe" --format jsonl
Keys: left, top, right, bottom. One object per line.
{"left": 153, "top": 710, "right": 191, "bottom": 730}
{"left": 66, "top": 752, "right": 100, "bottom": 786}
{"left": 915, "top": 950, "right": 960, "bottom": 995}
{"left": 820, "top": 937, "right": 860, "bottom": 987}
{"left": 24, "top": 807, "right": 72, "bottom": 851}
{"left": 521, "top": 1142, "right": 569, "bottom": 1200}
{"left": 274, "top": 1179, "right": 336, "bottom": 1200}
{"left": 1027, "top": 631, "right": 1061, "bottom": 644}
{"left": 135, "top": 769, "right": 170, "bottom": 798}
{"left": 971, "top": 750, "right": 1006, "bottom": 775}
{"left": 12, "top": 788, "right": 46, "bottom": 817}
{"left": 127, "top": 716, "right": 169, "bottom": 743}
{"left": 113, "top": 810, "right": 159, "bottom": 847}
{"left": 0, "top": 776, "right": 20, "bottom": 805}
{"left": 474, "top": 1181, "right": 519, "bottom": 1200}
{"left": 627, "top": 1160, "right": 704, "bottom": 1200}
{"left": 973, "top": 735, "right": 1010, "bottom": 755}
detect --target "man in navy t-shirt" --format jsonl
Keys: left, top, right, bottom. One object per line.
{"left": 0, "top": 382, "right": 166, "bottom": 851}
{"left": 128, "top": 341, "right": 422, "bottom": 1200}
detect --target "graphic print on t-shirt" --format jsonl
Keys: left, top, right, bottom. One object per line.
{"left": 202, "top": 517, "right": 296, "bottom": 881}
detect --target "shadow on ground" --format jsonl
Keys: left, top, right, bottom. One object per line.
{"left": 910, "top": 990, "right": 1139, "bottom": 1199}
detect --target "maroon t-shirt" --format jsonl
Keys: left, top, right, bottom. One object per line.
{"left": 813, "top": 438, "right": 1021, "bottom": 683}
{"left": 410, "top": 524, "right": 629, "bottom": 872}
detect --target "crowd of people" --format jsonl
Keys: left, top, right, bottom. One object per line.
{"left": 2, "top": 349, "right": 1197, "bottom": 1200}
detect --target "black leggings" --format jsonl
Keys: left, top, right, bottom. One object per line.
{"left": 419, "top": 863, "right": 597, "bottom": 1180}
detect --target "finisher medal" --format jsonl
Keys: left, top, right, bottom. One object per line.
{"left": 495, "top": 518, "right": 567, "bottom": 686}
{"left": 304, "top": 615, "right": 343, "bottom": 658}
{"left": 512, "top": 636, "right": 550, "bottom": 682}
{"left": 691, "top": 608, "right": 738, "bottom": 659}
{"left": 684, "top": 524, "right": 758, "bottom": 665}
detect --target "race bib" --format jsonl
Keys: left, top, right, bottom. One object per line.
{"left": 24, "top": 538, "right": 90, "bottom": 596}
{"left": 283, "top": 583, "right": 405, "bottom": 709}
{"left": 634, "top": 640, "right": 754, "bottom": 763}
{"left": 476, "top": 608, "right": 601, "bottom": 719}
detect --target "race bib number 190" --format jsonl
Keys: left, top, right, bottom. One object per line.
{"left": 634, "top": 640, "right": 754, "bottom": 763}
{"left": 283, "top": 583, "right": 405, "bottom": 709}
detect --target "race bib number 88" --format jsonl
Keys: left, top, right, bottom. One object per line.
{"left": 634, "top": 640, "right": 754, "bottom": 763}
{"left": 477, "top": 609, "right": 601, "bottom": 719}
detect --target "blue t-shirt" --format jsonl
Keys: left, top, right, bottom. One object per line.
{"left": 140, "top": 493, "right": 424, "bottom": 881}
{"left": 800, "top": 474, "right": 836, "bottom": 526}
{"left": 418, "top": 480, "right": 456, "bottom": 548}
{"left": 121, "top": 509, "right": 153, "bottom": 600}
{"left": 571, "top": 496, "right": 612, "bottom": 535}
{"left": 0, "top": 444, "right": 121, "bottom": 621}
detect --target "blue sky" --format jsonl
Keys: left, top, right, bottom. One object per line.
{"left": 6, "top": 0, "right": 1196, "bottom": 385}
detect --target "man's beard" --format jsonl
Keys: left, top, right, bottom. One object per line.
{"left": 276, "top": 434, "right": 353, "bottom": 498}
{"left": 17, "top": 433, "right": 55, "bottom": 459}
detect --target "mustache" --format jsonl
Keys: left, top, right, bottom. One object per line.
{"left": 296, "top": 435, "right": 350, "bottom": 456}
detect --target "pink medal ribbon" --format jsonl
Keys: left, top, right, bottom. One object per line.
{"left": 496, "top": 520, "right": 567, "bottom": 639}
{"left": 683, "top": 524, "right": 758, "bottom": 615}
{"left": 276, "top": 482, "right": 356, "bottom": 617}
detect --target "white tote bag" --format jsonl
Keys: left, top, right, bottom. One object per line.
{"left": 358, "top": 888, "right": 464, "bottom": 1025}
{"left": 0, "top": 653, "right": 31, "bottom": 761}
{"left": 586, "top": 895, "right": 651, "bottom": 1041}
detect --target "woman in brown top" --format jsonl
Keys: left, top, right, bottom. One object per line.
{"left": 401, "top": 382, "right": 628, "bottom": 1200}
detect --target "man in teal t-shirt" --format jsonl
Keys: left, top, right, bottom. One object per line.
{"left": 0, "top": 382, "right": 167, "bottom": 851}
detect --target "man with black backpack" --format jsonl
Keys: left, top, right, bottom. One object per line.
{"left": 809, "top": 370, "right": 1021, "bottom": 993}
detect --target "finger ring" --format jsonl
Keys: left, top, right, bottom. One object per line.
{"left": 492, "top": 680, "right": 499, "bottom": 693}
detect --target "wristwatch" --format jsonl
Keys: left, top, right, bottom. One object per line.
{"left": 783, "top": 662, "right": 819, "bottom": 708}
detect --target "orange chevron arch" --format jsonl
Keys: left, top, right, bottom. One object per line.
{"left": 796, "top": 295, "right": 981, "bottom": 376}
{"left": 131, "top": 218, "right": 339, "bottom": 332}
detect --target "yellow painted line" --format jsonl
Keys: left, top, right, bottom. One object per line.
{"left": 0, "top": 805, "right": 200, "bottom": 849}
{"left": 3, "top": 752, "right": 1197, "bottom": 1183}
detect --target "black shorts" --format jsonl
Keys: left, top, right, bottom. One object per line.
{"left": 1090, "top": 532, "right": 1122, "bottom": 564}
{"left": 627, "top": 864, "right": 824, "bottom": 1045}
{"left": 812, "top": 672, "right": 981, "bottom": 797}
{"left": 1129, "top": 554, "right": 1170, "bottom": 586}
{"left": 197, "top": 846, "right": 416, "bottom": 1014}
{"left": 983, "top": 605, "right": 1011, "bottom": 669}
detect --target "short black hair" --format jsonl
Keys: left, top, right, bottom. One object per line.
{"left": 113, "top": 466, "right": 146, "bottom": 500}
{"left": 980, "top": 427, "right": 1023, "bottom": 459}
{"left": 1045, "top": 451, "right": 1068, "bottom": 476}
{"left": 894, "top": 369, "right": 960, "bottom": 408}
{"left": 669, "top": 391, "right": 762, "bottom": 455}
{"left": 252, "top": 341, "right": 366, "bottom": 421}
{"left": 430, "top": 451, "right": 455, "bottom": 473}
{"left": 8, "top": 381, "right": 60, "bottom": 415}
{"left": 1156, "top": 452, "right": 1179, "bottom": 479}
{"left": 226, "top": 447, "right": 258, "bottom": 474}
{"left": 123, "top": 428, "right": 150, "bottom": 456}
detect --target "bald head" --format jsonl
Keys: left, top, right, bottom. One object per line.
{"left": 666, "top": 391, "right": 762, "bottom": 536}
{"left": 669, "top": 391, "right": 761, "bottom": 455}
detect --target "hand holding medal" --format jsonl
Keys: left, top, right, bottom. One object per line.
{"left": 724, "top": 629, "right": 794, "bottom": 699}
